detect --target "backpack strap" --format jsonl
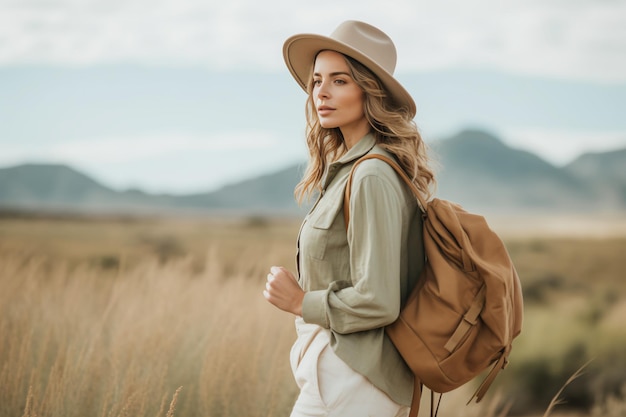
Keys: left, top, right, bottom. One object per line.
{"left": 444, "top": 285, "right": 486, "bottom": 353}
{"left": 408, "top": 381, "right": 443, "bottom": 417}
{"left": 343, "top": 154, "right": 427, "bottom": 229}
{"left": 467, "top": 348, "right": 510, "bottom": 404}
{"left": 431, "top": 390, "right": 443, "bottom": 417}
{"left": 408, "top": 377, "right": 422, "bottom": 417}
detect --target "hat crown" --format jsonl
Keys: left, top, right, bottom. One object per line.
{"left": 330, "top": 20, "right": 397, "bottom": 75}
{"left": 282, "top": 20, "right": 416, "bottom": 117}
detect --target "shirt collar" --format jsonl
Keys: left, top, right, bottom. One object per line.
{"left": 335, "top": 132, "right": 377, "bottom": 166}
{"left": 321, "top": 133, "right": 377, "bottom": 190}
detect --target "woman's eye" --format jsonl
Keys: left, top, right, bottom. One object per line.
{"left": 334, "top": 79, "right": 347, "bottom": 85}
{"left": 312, "top": 79, "right": 321, "bottom": 86}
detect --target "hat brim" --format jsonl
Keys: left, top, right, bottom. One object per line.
{"left": 283, "top": 33, "right": 416, "bottom": 118}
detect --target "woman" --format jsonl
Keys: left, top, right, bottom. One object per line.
{"left": 263, "top": 20, "right": 435, "bottom": 417}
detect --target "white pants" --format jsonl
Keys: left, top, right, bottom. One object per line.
{"left": 289, "top": 318, "right": 409, "bottom": 417}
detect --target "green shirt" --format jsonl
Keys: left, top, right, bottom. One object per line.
{"left": 298, "top": 133, "right": 425, "bottom": 406}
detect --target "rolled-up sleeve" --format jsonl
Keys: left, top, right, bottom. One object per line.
{"left": 302, "top": 164, "right": 405, "bottom": 334}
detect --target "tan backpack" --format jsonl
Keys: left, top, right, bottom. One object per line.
{"left": 344, "top": 154, "right": 524, "bottom": 417}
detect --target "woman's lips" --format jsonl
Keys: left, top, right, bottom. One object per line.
{"left": 317, "top": 106, "right": 335, "bottom": 116}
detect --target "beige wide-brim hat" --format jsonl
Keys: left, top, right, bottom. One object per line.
{"left": 283, "top": 20, "right": 416, "bottom": 118}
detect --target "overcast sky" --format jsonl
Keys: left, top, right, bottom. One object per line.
{"left": 2, "top": 0, "right": 625, "bottom": 80}
{"left": 1, "top": 0, "right": 625, "bottom": 193}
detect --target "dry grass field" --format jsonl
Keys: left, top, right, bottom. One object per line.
{"left": 1, "top": 212, "right": 625, "bottom": 417}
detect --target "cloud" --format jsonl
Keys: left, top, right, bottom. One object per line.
{"left": 0, "top": 129, "right": 294, "bottom": 192}
{"left": 0, "top": 0, "right": 625, "bottom": 82}
{"left": 0, "top": 131, "right": 279, "bottom": 165}
{"left": 389, "top": 0, "right": 626, "bottom": 82}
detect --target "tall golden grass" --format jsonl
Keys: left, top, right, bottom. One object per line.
{"left": 0, "top": 217, "right": 301, "bottom": 417}
{"left": 1, "top": 214, "right": 625, "bottom": 416}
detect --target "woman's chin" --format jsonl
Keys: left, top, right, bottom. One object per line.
{"left": 319, "top": 121, "right": 338, "bottom": 129}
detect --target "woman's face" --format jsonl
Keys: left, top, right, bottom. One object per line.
{"left": 312, "top": 50, "right": 369, "bottom": 144}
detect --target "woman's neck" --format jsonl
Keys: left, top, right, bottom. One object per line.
{"left": 341, "top": 122, "right": 372, "bottom": 149}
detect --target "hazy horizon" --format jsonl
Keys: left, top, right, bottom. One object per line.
{"left": 1, "top": 0, "right": 625, "bottom": 193}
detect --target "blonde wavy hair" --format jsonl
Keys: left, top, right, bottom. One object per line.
{"left": 294, "top": 53, "right": 435, "bottom": 205}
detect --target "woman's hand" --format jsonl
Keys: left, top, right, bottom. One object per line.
{"left": 263, "top": 266, "right": 304, "bottom": 317}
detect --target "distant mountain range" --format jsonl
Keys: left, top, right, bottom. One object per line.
{"left": 1, "top": 129, "right": 625, "bottom": 216}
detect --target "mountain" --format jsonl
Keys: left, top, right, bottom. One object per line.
{"left": 0, "top": 161, "right": 306, "bottom": 216}
{"left": 430, "top": 130, "right": 606, "bottom": 212}
{"left": 0, "top": 163, "right": 113, "bottom": 205}
{"left": 564, "top": 148, "right": 626, "bottom": 208}
{"left": 1, "top": 130, "right": 625, "bottom": 215}
{"left": 167, "top": 164, "right": 305, "bottom": 214}
{"left": 0, "top": 163, "right": 175, "bottom": 213}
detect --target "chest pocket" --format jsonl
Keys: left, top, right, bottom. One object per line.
{"left": 303, "top": 188, "right": 345, "bottom": 261}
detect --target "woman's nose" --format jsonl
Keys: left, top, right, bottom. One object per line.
{"left": 316, "top": 82, "right": 329, "bottom": 99}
